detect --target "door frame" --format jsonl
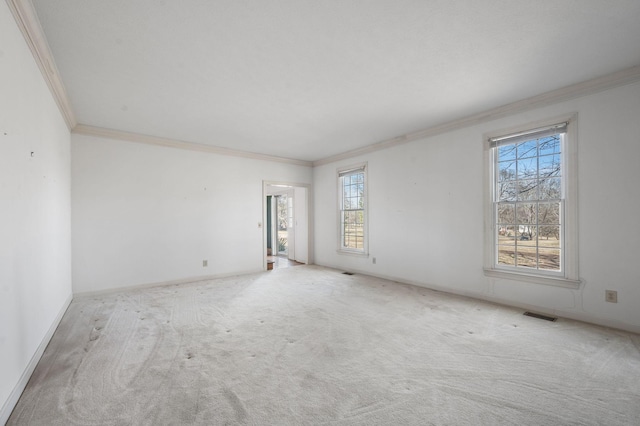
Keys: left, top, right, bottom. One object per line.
{"left": 262, "top": 181, "right": 313, "bottom": 271}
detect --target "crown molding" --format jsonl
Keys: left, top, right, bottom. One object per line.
{"left": 313, "top": 65, "right": 640, "bottom": 167}
{"left": 6, "top": 0, "right": 77, "bottom": 129}
{"left": 7, "top": 0, "right": 640, "bottom": 166}
{"left": 73, "top": 124, "right": 313, "bottom": 167}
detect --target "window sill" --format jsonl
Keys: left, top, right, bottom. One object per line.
{"left": 337, "top": 249, "right": 369, "bottom": 258}
{"left": 483, "top": 268, "right": 580, "bottom": 289}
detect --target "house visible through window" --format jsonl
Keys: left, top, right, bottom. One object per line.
{"left": 491, "top": 123, "right": 566, "bottom": 274}
{"left": 338, "top": 164, "right": 367, "bottom": 253}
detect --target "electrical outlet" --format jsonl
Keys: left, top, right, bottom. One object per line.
{"left": 203, "top": 260, "right": 208, "bottom": 267}
{"left": 605, "top": 290, "right": 617, "bottom": 303}
{"left": 372, "top": 257, "right": 377, "bottom": 264}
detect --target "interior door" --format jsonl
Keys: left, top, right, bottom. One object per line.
{"left": 287, "top": 190, "right": 295, "bottom": 260}
{"left": 294, "top": 187, "right": 308, "bottom": 263}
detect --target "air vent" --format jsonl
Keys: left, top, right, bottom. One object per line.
{"left": 342, "top": 272, "right": 354, "bottom": 275}
{"left": 523, "top": 311, "right": 557, "bottom": 322}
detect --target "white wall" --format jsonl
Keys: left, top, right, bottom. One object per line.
{"left": 314, "top": 81, "right": 640, "bottom": 333}
{"left": 71, "top": 134, "right": 312, "bottom": 293}
{"left": 0, "top": 2, "right": 72, "bottom": 421}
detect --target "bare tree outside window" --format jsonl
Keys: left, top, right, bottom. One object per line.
{"left": 495, "top": 134, "right": 562, "bottom": 271}
{"left": 339, "top": 166, "right": 366, "bottom": 252}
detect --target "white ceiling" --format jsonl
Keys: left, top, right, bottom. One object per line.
{"left": 31, "top": 0, "right": 640, "bottom": 162}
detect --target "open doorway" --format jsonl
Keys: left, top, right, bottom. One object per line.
{"left": 275, "top": 192, "right": 292, "bottom": 257}
{"left": 264, "top": 182, "right": 310, "bottom": 270}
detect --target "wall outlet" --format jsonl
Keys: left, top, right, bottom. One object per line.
{"left": 203, "top": 260, "right": 208, "bottom": 267}
{"left": 605, "top": 290, "right": 617, "bottom": 303}
{"left": 372, "top": 257, "right": 376, "bottom": 264}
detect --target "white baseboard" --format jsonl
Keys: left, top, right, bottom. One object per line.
{"left": 73, "top": 269, "right": 264, "bottom": 298}
{"left": 0, "top": 293, "right": 73, "bottom": 425}
{"left": 318, "top": 263, "right": 640, "bottom": 335}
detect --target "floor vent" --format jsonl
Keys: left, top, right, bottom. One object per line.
{"left": 523, "top": 311, "right": 557, "bottom": 322}
{"left": 342, "top": 272, "right": 354, "bottom": 275}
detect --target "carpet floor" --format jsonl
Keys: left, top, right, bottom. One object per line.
{"left": 8, "top": 266, "right": 640, "bottom": 425}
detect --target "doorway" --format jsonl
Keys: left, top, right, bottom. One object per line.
{"left": 275, "top": 192, "right": 292, "bottom": 257}
{"left": 264, "top": 182, "right": 310, "bottom": 270}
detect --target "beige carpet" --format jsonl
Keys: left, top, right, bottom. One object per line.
{"left": 9, "top": 266, "right": 640, "bottom": 425}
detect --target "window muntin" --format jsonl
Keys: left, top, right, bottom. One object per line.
{"left": 492, "top": 127, "right": 565, "bottom": 274}
{"left": 339, "top": 165, "right": 366, "bottom": 253}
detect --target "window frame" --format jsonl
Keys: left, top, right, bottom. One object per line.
{"left": 483, "top": 114, "right": 580, "bottom": 288}
{"left": 337, "top": 162, "right": 368, "bottom": 256}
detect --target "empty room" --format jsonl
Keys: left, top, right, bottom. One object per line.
{"left": 2, "top": 0, "right": 640, "bottom": 424}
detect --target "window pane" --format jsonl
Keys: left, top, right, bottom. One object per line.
{"left": 498, "top": 182, "right": 516, "bottom": 201}
{"left": 539, "top": 247, "right": 560, "bottom": 270}
{"left": 350, "top": 210, "right": 357, "bottom": 224}
{"left": 354, "top": 197, "right": 360, "bottom": 210}
{"left": 538, "top": 226, "right": 560, "bottom": 244}
{"left": 516, "top": 248, "right": 537, "bottom": 268}
{"left": 343, "top": 208, "right": 363, "bottom": 249}
{"left": 498, "top": 161, "right": 516, "bottom": 182}
{"left": 498, "top": 227, "right": 516, "bottom": 246}
{"left": 344, "top": 222, "right": 364, "bottom": 249}
{"left": 517, "top": 157, "right": 537, "bottom": 179}
{"left": 497, "top": 204, "right": 515, "bottom": 224}
{"left": 354, "top": 223, "right": 364, "bottom": 248}
{"left": 517, "top": 227, "right": 537, "bottom": 246}
{"left": 517, "top": 180, "right": 538, "bottom": 200}
{"left": 539, "top": 154, "right": 561, "bottom": 177}
{"left": 539, "top": 136, "right": 561, "bottom": 156}
{"left": 516, "top": 203, "right": 537, "bottom": 224}
{"left": 517, "top": 140, "right": 537, "bottom": 159}
{"left": 346, "top": 211, "right": 354, "bottom": 226}
{"left": 539, "top": 177, "right": 561, "bottom": 200}
{"left": 498, "top": 145, "right": 516, "bottom": 161}
{"left": 539, "top": 203, "right": 560, "bottom": 225}
{"left": 498, "top": 246, "right": 516, "bottom": 266}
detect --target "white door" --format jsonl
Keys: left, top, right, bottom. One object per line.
{"left": 287, "top": 189, "right": 295, "bottom": 260}
{"left": 294, "top": 187, "right": 308, "bottom": 263}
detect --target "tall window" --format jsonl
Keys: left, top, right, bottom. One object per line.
{"left": 338, "top": 164, "right": 367, "bottom": 254}
{"left": 485, "top": 117, "right": 579, "bottom": 286}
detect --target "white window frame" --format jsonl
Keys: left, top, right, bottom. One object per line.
{"left": 483, "top": 114, "right": 580, "bottom": 288}
{"left": 337, "top": 162, "right": 368, "bottom": 256}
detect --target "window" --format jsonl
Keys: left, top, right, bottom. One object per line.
{"left": 484, "top": 116, "right": 579, "bottom": 287}
{"left": 338, "top": 163, "right": 367, "bottom": 254}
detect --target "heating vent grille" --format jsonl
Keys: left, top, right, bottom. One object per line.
{"left": 523, "top": 311, "right": 557, "bottom": 322}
